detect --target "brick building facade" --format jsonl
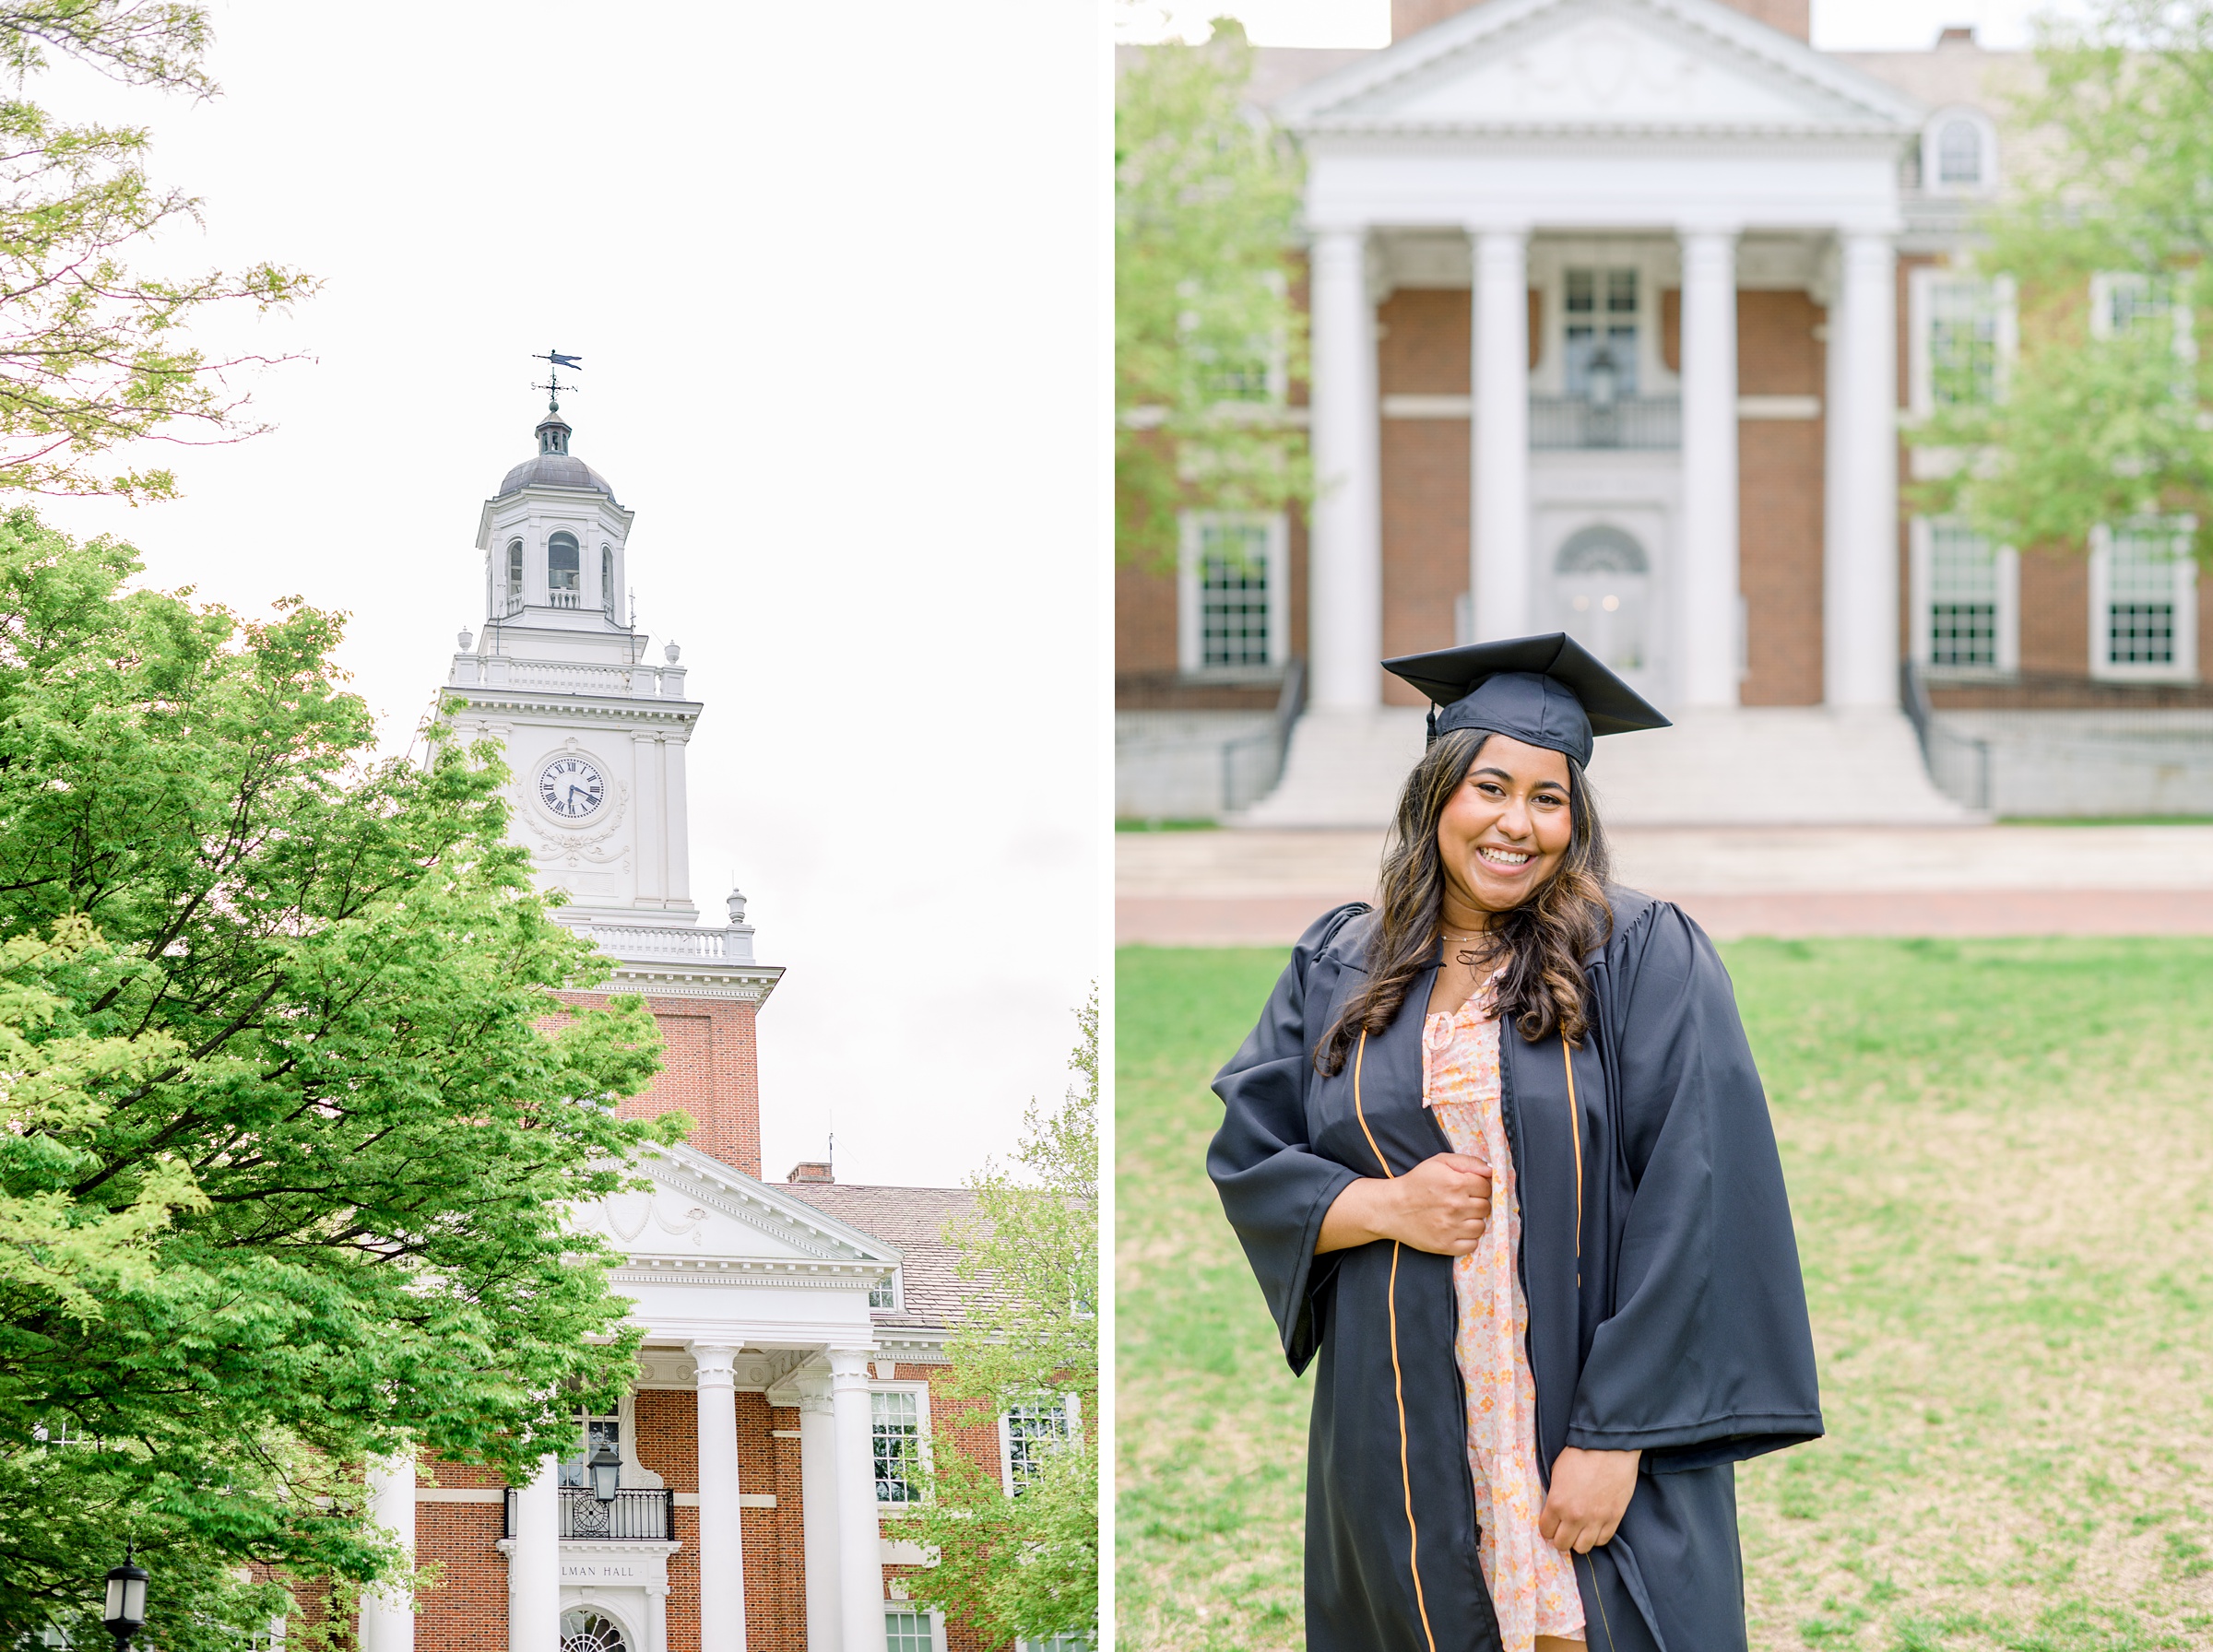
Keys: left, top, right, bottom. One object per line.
{"left": 348, "top": 406, "right": 1058, "bottom": 1652}
{"left": 1118, "top": 0, "right": 2213, "bottom": 823}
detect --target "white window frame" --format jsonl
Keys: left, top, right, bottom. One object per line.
{"left": 1556, "top": 263, "right": 1644, "bottom": 401}
{"left": 1910, "top": 517, "right": 2018, "bottom": 678}
{"left": 868, "top": 1267, "right": 902, "bottom": 1311}
{"left": 1177, "top": 512, "right": 1290, "bottom": 676}
{"left": 2089, "top": 519, "right": 2199, "bottom": 682}
{"left": 1907, "top": 267, "right": 2017, "bottom": 419}
{"left": 997, "top": 1390, "right": 1083, "bottom": 1497}
{"left": 881, "top": 1604, "right": 949, "bottom": 1652}
{"left": 2089, "top": 272, "right": 2195, "bottom": 359}
{"left": 557, "top": 1411, "right": 621, "bottom": 1490}
{"left": 1183, "top": 269, "right": 1289, "bottom": 411}
{"left": 870, "top": 1381, "right": 933, "bottom": 1508}
{"left": 1921, "top": 106, "right": 1998, "bottom": 195}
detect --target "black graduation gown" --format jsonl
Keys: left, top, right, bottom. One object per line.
{"left": 1208, "top": 888, "right": 1822, "bottom": 1652}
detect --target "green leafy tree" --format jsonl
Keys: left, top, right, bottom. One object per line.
{"left": 1117, "top": 18, "right": 1309, "bottom": 567}
{"left": 0, "top": 1, "right": 314, "bottom": 501}
{"left": 1909, "top": 1, "right": 2213, "bottom": 560}
{"left": 904, "top": 992, "right": 1097, "bottom": 1645}
{"left": 0, "top": 508, "right": 679, "bottom": 1652}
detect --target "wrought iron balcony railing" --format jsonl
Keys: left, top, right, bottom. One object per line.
{"left": 503, "top": 1487, "right": 674, "bottom": 1541}
{"left": 1528, "top": 395, "right": 1680, "bottom": 451}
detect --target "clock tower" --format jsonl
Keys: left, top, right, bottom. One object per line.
{"left": 438, "top": 399, "right": 779, "bottom": 1173}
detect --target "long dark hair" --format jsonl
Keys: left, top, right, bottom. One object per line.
{"left": 1315, "top": 727, "right": 1614, "bottom": 1076}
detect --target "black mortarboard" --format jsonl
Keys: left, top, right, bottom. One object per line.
{"left": 1381, "top": 632, "right": 1671, "bottom": 769}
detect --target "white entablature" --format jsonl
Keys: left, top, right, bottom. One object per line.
{"left": 1280, "top": 0, "right": 1923, "bottom": 234}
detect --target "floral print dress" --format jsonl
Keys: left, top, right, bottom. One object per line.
{"left": 1423, "top": 979, "right": 1586, "bottom": 1651}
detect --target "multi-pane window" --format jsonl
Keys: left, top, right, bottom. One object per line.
{"left": 1197, "top": 520, "right": 1272, "bottom": 670}
{"left": 1927, "top": 524, "right": 2001, "bottom": 669}
{"left": 505, "top": 539, "right": 525, "bottom": 609}
{"left": 601, "top": 546, "right": 617, "bottom": 618}
{"left": 557, "top": 1416, "right": 620, "bottom": 1490}
{"left": 2104, "top": 525, "right": 2187, "bottom": 667}
{"left": 869, "top": 1270, "right": 899, "bottom": 1310}
{"left": 1935, "top": 118, "right": 1982, "bottom": 185}
{"left": 1204, "top": 348, "right": 1275, "bottom": 402}
{"left": 871, "top": 1390, "right": 921, "bottom": 1504}
{"left": 2102, "top": 274, "right": 2173, "bottom": 339}
{"left": 883, "top": 1611, "right": 933, "bottom": 1652}
{"left": 1925, "top": 277, "right": 1999, "bottom": 407}
{"left": 1005, "top": 1398, "right": 1072, "bottom": 1491}
{"left": 1563, "top": 267, "right": 1638, "bottom": 398}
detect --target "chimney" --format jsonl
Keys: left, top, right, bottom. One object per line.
{"left": 1937, "top": 25, "right": 1977, "bottom": 45}
{"left": 787, "top": 1161, "right": 834, "bottom": 1185}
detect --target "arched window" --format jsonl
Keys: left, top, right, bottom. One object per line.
{"left": 548, "top": 531, "right": 580, "bottom": 606}
{"left": 560, "top": 1611, "right": 625, "bottom": 1652}
{"left": 1936, "top": 118, "right": 1982, "bottom": 185}
{"left": 601, "top": 545, "right": 616, "bottom": 616}
{"left": 504, "top": 539, "right": 524, "bottom": 610}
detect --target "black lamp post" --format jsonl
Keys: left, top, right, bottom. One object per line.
{"left": 101, "top": 1548, "right": 148, "bottom": 1652}
{"left": 586, "top": 1440, "right": 621, "bottom": 1504}
{"left": 1585, "top": 343, "right": 1621, "bottom": 410}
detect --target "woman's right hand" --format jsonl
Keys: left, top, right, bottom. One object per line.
{"left": 1316, "top": 1153, "right": 1493, "bottom": 1256}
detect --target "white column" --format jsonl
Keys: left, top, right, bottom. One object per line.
{"left": 1472, "top": 228, "right": 1533, "bottom": 642}
{"left": 632, "top": 734, "right": 663, "bottom": 904}
{"left": 1823, "top": 246, "right": 1850, "bottom": 704}
{"left": 1826, "top": 230, "right": 1901, "bottom": 707}
{"left": 797, "top": 1370, "right": 843, "bottom": 1652}
{"left": 690, "top": 1344, "right": 749, "bottom": 1652}
{"left": 645, "top": 1587, "right": 669, "bottom": 1652}
{"left": 507, "top": 1457, "right": 560, "bottom": 1652}
{"left": 1308, "top": 226, "right": 1382, "bottom": 708}
{"left": 828, "top": 1348, "right": 888, "bottom": 1652}
{"left": 1677, "top": 227, "right": 1742, "bottom": 706}
{"left": 359, "top": 1451, "right": 416, "bottom": 1652}
{"left": 663, "top": 734, "right": 692, "bottom": 910}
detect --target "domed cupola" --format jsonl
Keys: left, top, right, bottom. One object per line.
{"left": 473, "top": 399, "right": 638, "bottom": 633}
{"left": 496, "top": 400, "right": 619, "bottom": 501}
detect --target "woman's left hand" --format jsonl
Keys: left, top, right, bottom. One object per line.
{"left": 1538, "top": 1447, "right": 1641, "bottom": 1553}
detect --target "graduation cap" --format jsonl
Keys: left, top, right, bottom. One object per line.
{"left": 1381, "top": 632, "right": 1670, "bottom": 769}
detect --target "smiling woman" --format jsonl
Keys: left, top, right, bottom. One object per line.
{"left": 1207, "top": 632, "right": 1826, "bottom": 1652}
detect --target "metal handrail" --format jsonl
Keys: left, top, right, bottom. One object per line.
{"left": 503, "top": 1486, "right": 674, "bottom": 1541}
{"left": 1216, "top": 657, "right": 1308, "bottom": 813}
{"left": 1901, "top": 658, "right": 1994, "bottom": 810}
{"left": 1529, "top": 395, "right": 1680, "bottom": 450}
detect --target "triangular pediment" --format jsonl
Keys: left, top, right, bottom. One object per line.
{"left": 1277, "top": 0, "right": 1923, "bottom": 136}
{"left": 574, "top": 1143, "right": 902, "bottom": 1268}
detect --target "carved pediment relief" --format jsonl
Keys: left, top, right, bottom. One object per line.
{"left": 573, "top": 1145, "right": 899, "bottom": 1268}
{"left": 1284, "top": 0, "right": 1922, "bottom": 135}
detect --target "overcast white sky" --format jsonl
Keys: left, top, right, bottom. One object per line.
{"left": 30, "top": 2, "right": 1106, "bottom": 1188}
{"left": 1118, "top": 0, "right": 2096, "bottom": 47}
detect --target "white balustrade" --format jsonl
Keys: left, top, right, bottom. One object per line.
{"left": 446, "top": 656, "right": 692, "bottom": 700}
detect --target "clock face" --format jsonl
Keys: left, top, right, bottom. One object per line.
{"left": 538, "top": 756, "right": 606, "bottom": 820}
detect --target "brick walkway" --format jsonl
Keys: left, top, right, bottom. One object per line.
{"left": 1118, "top": 826, "right": 2213, "bottom": 946}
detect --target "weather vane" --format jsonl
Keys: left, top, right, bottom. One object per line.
{"left": 531, "top": 348, "right": 583, "bottom": 412}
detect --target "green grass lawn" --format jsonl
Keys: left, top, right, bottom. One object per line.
{"left": 1117, "top": 939, "right": 2213, "bottom": 1652}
